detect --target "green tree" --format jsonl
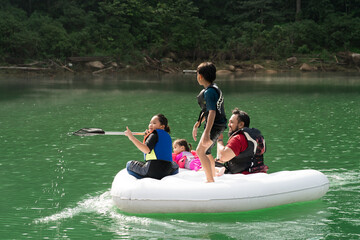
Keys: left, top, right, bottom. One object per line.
{"left": 324, "top": 13, "right": 360, "bottom": 51}
{"left": 1, "top": 0, "right": 360, "bottom": 64}
{"left": 27, "top": 12, "right": 71, "bottom": 58}
{"left": 154, "top": 0, "right": 217, "bottom": 58}
{"left": 0, "top": 6, "right": 37, "bottom": 59}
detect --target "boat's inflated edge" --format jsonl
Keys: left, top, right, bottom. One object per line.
{"left": 110, "top": 168, "right": 329, "bottom": 213}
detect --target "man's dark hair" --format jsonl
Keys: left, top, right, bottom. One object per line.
{"left": 232, "top": 108, "right": 250, "bottom": 127}
{"left": 197, "top": 62, "right": 216, "bottom": 83}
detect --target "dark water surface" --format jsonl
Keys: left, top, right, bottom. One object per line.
{"left": 1, "top": 72, "right": 359, "bottom": 239}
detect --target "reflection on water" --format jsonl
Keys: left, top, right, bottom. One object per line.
{"left": 1, "top": 72, "right": 360, "bottom": 98}
{"left": 1, "top": 72, "right": 359, "bottom": 239}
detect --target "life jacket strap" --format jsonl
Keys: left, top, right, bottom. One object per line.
{"left": 196, "top": 110, "right": 205, "bottom": 128}
{"left": 143, "top": 129, "right": 154, "bottom": 143}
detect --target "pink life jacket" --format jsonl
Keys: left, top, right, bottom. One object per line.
{"left": 172, "top": 151, "right": 202, "bottom": 171}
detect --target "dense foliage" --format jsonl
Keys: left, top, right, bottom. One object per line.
{"left": 1, "top": 0, "right": 359, "bottom": 63}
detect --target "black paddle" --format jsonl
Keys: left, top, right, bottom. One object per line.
{"left": 73, "top": 128, "right": 145, "bottom": 136}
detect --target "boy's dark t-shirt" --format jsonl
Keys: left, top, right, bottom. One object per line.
{"left": 204, "top": 87, "right": 227, "bottom": 126}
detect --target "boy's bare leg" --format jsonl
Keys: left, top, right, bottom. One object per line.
{"left": 207, "top": 154, "right": 216, "bottom": 177}
{"left": 197, "top": 144, "right": 214, "bottom": 182}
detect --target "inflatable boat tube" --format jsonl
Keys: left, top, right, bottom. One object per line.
{"left": 111, "top": 168, "right": 329, "bottom": 214}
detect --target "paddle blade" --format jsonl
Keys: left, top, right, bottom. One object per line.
{"left": 73, "top": 128, "right": 105, "bottom": 136}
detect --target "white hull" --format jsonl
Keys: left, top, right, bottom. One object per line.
{"left": 111, "top": 168, "right": 329, "bottom": 213}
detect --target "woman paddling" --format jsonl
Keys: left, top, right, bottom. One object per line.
{"left": 125, "top": 114, "right": 179, "bottom": 179}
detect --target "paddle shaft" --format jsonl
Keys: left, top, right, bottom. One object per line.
{"left": 103, "top": 131, "right": 145, "bottom": 136}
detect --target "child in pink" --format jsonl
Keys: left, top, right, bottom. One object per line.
{"left": 172, "top": 139, "right": 202, "bottom": 171}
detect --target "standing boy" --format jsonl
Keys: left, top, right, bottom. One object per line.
{"left": 192, "top": 62, "right": 227, "bottom": 182}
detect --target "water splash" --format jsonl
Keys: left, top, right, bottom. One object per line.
{"left": 33, "top": 190, "right": 165, "bottom": 227}
{"left": 32, "top": 190, "right": 186, "bottom": 239}
{"left": 33, "top": 190, "right": 113, "bottom": 224}
{"left": 323, "top": 169, "right": 360, "bottom": 189}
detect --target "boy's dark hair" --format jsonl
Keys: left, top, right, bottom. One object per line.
{"left": 232, "top": 108, "right": 250, "bottom": 128}
{"left": 156, "top": 114, "right": 171, "bottom": 133}
{"left": 197, "top": 62, "right": 216, "bottom": 83}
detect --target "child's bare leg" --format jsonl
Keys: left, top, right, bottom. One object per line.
{"left": 207, "top": 154, "right": 216, "bottom": 177}
{"left": 196, "top": 145, "right": 214, "bottom": 182}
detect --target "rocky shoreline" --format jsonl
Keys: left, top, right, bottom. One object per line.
{"left": 1, "top": 52, "right": 359, "bottom": 75}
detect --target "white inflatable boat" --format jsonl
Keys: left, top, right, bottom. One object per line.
{"left": 111, "top": 168, "right": 329, "bottom": 214}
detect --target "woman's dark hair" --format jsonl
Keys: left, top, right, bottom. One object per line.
{"left": 173, "top": 139, "right": 192, "bottom": 152}
{"left": 197, "top": 62, "right": 216, "bottom": 83}
{"left": 155, "top": 114, "right": 170, "bottom": 133}
{"left": 232, "top": 108, "right": 250, "bottom": 128}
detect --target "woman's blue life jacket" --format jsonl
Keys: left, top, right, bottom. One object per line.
{"left": 196, "top": 84, "right": 227, "bottom": 127}
{"left": 144, "top": 129, "right": 173, "bottom": 162}
{"left": 225, "top": 127, "right": 267, "bottom": 173}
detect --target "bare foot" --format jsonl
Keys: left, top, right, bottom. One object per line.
{"left": 215, "top": 167, "right": 225, "bottom": 177}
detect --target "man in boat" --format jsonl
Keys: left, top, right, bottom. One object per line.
{"left": 216, "top": 108, "right": 268, "bottom": 174}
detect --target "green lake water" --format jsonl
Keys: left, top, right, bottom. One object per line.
{"left": 0, "top": 72, "right": 359, "bottom": 239}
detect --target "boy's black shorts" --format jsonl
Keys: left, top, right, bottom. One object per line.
{"left": 206, "top": 125, "right": 226, "bottom": 155}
